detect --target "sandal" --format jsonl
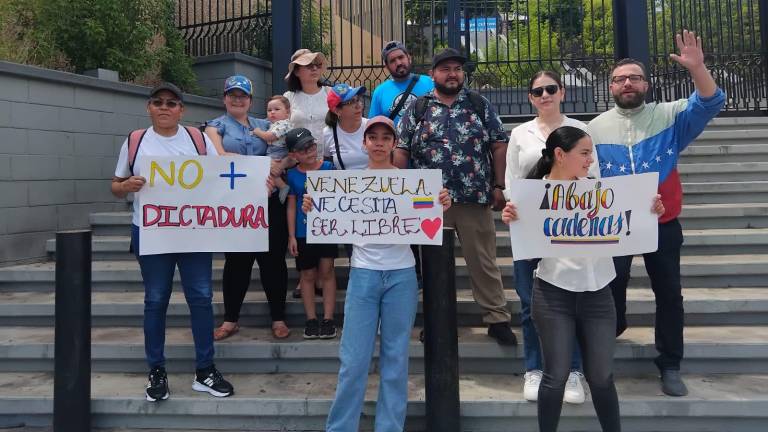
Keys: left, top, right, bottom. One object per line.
{"left": 213, "top": 323, "right": 240, "bottom": 341}
{"left": 272, "top": 321, "right": 291, "bottom": 339}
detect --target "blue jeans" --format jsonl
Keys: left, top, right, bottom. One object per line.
{"left": 514, "top": 259, "right": 582, "bottom": 372}
{"left": 131, "top": 225, "right": 215, "bottom": 370}
{"left": 326, "top": 267, "right": 418, "bottom": 432}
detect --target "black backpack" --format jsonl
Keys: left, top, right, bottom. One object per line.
{"left": 406, "top": 90, "right": 489, "bottom": 147}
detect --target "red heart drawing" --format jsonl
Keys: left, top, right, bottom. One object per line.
{"left": 420, "top": 217, "right": 442, "bottom": 240}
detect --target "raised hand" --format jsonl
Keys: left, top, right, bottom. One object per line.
{"left": 669, "top": 29, "right": 705, "bottom": 71}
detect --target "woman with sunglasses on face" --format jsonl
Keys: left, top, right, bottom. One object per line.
{"left": 284, "top": 49, "right": 332, "bottom": 161}
{"left": 504, "top": 71, "right": 599, "bottom": 404}
{"left": 204, "top": 75, "right": 292, "bottom": 341}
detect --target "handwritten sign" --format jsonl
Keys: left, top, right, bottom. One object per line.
{"left": 507, "top": 172, "right": 659, "bottom": 259}
{"left": 306, "top": 169, "right": 444, "bottom": 245}
{"left": 136, "top": 156, "right": 271, "bottom": 255}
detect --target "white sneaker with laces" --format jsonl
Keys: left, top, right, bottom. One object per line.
{"left": 564, "top": 371, "right": 586, "bottom": 404}
{"left": 523, "top": 370, "right": 542, "bottom": 402}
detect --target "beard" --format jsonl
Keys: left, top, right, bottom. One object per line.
{"left": 613, "top": 90, "right": 646, "bottom": 109}
{"left": 434, "top": 79, "right": 464, "bottom": 96}
{"left": 390, "top": 63, "right": 411, "bottom": 79}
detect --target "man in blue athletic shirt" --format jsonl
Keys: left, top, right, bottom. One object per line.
{"left": 369, "top": 40, "right": 434, "bottom": 125}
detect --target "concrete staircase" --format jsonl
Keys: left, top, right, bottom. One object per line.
{"left": 1, "top": 117, "right": 768, "bottom": 431}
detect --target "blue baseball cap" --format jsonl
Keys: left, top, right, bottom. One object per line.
{"left": 224, "top": 75, "right": 253, "bottom": 96}
{"left": 327, "top": 83, "right": 366, "bottom": 111}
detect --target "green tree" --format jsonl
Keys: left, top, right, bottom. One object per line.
{"left": 582, "top": 0, "right": 613, "bottom": 56}
{"left": 301, "top": 0, "right": 333, "bottom": 56}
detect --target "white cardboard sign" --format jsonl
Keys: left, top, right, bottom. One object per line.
{"left": 137, "top": 156, "right": 271, "bottom": 255}
{"left": 306, "top": 169, "right": 444, "bottom": 245}
{"left": 507, "top": 172, "right": 659, "bottom": 259}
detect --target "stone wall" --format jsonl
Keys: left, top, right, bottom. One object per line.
{"left": 192, "top": 52, "right": 273, "bottom": 116}
{"left": 0, "top": 61, "right": 224, "bottom": 264}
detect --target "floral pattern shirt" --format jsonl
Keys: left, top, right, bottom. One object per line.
{"left": 397, "top": 88, "right": 507, "bottom": 204}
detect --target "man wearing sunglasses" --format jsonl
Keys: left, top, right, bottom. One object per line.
{"left": 587, "top": 30, "right": 726, "bottom": 397}
{"left": 111, "top": 82, "right": 235, "bottom": 402}
{"left": 369, "top": 40, "right": 434, "bottom": 125}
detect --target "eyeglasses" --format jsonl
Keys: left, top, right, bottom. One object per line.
{"left": 529, "top": 85, "right": 560, "bottom": 97}
{"left": 302, "top": 62, "right": 323, "bottom": 71}
{"left": 226, "top": 93, "right": 250, "bottom": 101}
{"left": 611, "top": 74, "right": 645, "bottom": 85}
{"left": 339, "top": 96, "right": 363, "bottom": 107}
{"left": 149, "top": 98, "right": 182, "bottom": 109}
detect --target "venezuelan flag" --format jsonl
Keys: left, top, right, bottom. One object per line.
{"left": 413, "top": 197, "right": 434, "bottom": 209}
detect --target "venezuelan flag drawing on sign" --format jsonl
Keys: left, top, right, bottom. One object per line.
{"left": 412, "top": 197, "right": 434, "bottom": 209}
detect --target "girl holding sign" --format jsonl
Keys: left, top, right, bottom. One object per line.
{"left": 303, "top": 116, "right": 451, "bottom": 432}
{"left": 502, "top": 126, "right": 664, "bottom": 432}
{"left": 505, "top": 70, "right": 593, "bottom": 403}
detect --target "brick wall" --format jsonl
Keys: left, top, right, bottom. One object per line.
{"left": 0, "top": 61, "right": 225, "bottom": 264}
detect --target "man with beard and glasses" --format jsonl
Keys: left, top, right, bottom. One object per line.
{"left": 395, "top": 48, "right": 518, "bottom": 346}
{"left": 588, "top": 30, "right": 725, "bottom": 397}
{"left": 369, "top": 40, "right": 434, "bottom": 125}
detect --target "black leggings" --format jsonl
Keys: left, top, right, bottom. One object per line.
{"left": 532, "top": 278, "right": 621, "bottom": 432}
{"left": 222, "top": 193, "right": 288, "bottom": 323}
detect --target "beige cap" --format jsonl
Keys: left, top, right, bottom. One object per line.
{"left": 284, "top": 49, "right": 327, "bottom": 80}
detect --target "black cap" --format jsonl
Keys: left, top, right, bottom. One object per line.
{"left": 285, "top": 128, "right": 316, "bottom": 152}
{"left": 149, "top": 82, "right": 184, "bottom": 103}
{"left": 431, "top": 48, "right": 467, "bottom": 69}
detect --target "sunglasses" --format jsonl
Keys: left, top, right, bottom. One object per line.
{"left": 301, "top": 62, "right": 323, "bottom": 70}
{"left": 384, "top": 41, "right": 400, "bottom": 51}
{"left": 529, "top": 85, "right": 560, "bottom": 97}
{"left": 149, "top": 98, "right": 182, "bottom": 108}
{"left": 611, "top": 74, "right": 645, "bottom": 85}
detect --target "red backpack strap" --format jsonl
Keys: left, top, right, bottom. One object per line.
{"left": 127, "top": 129, "right": 148, "bottom": 176}
{"left": 183, "top": 126, "right": 207, "bottom": 156}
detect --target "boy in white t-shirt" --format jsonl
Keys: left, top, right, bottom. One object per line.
{"left": 110, "top": 83, "right": 234, "bottom": 402}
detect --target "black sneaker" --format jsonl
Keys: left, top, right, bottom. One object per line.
{"left": 192, "top": 365, "right": 233, "bottom": 398}
{"left": 304, "top": 318, "right": 320, "bottom": 339}
{"left": 319, "top": 318, "right": 337, "bottom": 339}
{"left": 292, "top": 287, "right": 302, "bottom": 299}
{"left": 487, "top": 322, "right": 518, "bottom": 346}
{"left": 145, "top": 366, "right": 169, "bottom": 402}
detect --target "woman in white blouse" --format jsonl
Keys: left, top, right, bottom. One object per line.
{"left": 503, "top": 126, "right": 664, "bottom": 432}
{"left": 504, "top": 71, "right": 595, "bottom": 403}
{"left": 283, "top": 49, "right": 331, "bottom": 161}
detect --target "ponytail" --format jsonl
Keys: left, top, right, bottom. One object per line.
{"left": 325, "top": 110, "right": 339, "bottom": 128}
{"left": 526, "top": 149, "right": 554, "bottom": 179}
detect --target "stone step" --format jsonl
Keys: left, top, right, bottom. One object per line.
{"left": 693, "top": 128, "right": 768, "bottom": 145}
{"left": 682, "top": 181, "right": 768, "bottom": 204}
{"left": 3, "top": 372, "right": 767, "bottom": 432}
{"left": 678, "top": 162, "right": 768, "bottom": 182}
{"left": 678, "top": 203, "right": 768, "bottom": 229}
{"left": 1, "top": 287, "right": 765, "bottom": 328}
{"left": 679, "top": 144, "right": 768, "bottom": 163}
{"left": 1, "top": 325, "right": 766, "bottom": 375}
{"left": 2, "top": 254, "right": 767, "bottom": 292}
{"left": 44, "top": 228, "right": 768, "bottom": 260}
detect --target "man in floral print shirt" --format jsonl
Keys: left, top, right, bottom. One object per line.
{"left": 395, "top": 48, "right": 517, "bottom": 346}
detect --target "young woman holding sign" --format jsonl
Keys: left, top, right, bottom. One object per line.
{"left": 502, "top": 126, "right": 664, "bottom": 432}
{"left": 505, "top": 71, "right": 595, "bottom": 403}
{"left": 303, "top": 116, "right": 451, "bottom": 432}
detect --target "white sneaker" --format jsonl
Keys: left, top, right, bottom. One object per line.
{"left": 564, "top": 371, "right": 586, "bottom": 404}
{"left": 523, "top": 370, "right": 542, "bottom": 402}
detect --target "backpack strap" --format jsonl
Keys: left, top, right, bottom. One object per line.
{"left": 332, "top": 124, "right": 346, "bottom": 170}
{"left": 466, "top": 90, "right": 488, "bottom": 129}
{"left": 127, "top": 129, "right": 148, "bottom": 176}
{"left": 182, "top": 125, "right": 207, "bottom": 156}
{"left": 388, "top": 74, "right": 420, "bottom": 120}
{"left": 405, "top": 95, "right": 431, "bottom": 149}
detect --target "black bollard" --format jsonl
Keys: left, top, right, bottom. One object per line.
{"left": 421, "top": 228, "right": 460, "bottom": 432}
{"left": 54, "top": 230, "right": 92, "bottom": 432}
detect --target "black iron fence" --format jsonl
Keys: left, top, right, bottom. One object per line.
{"left": 178, "top": 0, "right": 768, "bottom": 116}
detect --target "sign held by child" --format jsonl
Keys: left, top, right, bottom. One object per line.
{"left": 306, "top": 169, "right": 444, "bottom": 244}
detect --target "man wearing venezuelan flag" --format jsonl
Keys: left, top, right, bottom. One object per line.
{"left": 588, "top": 30, "right": 725, "bottom": 397}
